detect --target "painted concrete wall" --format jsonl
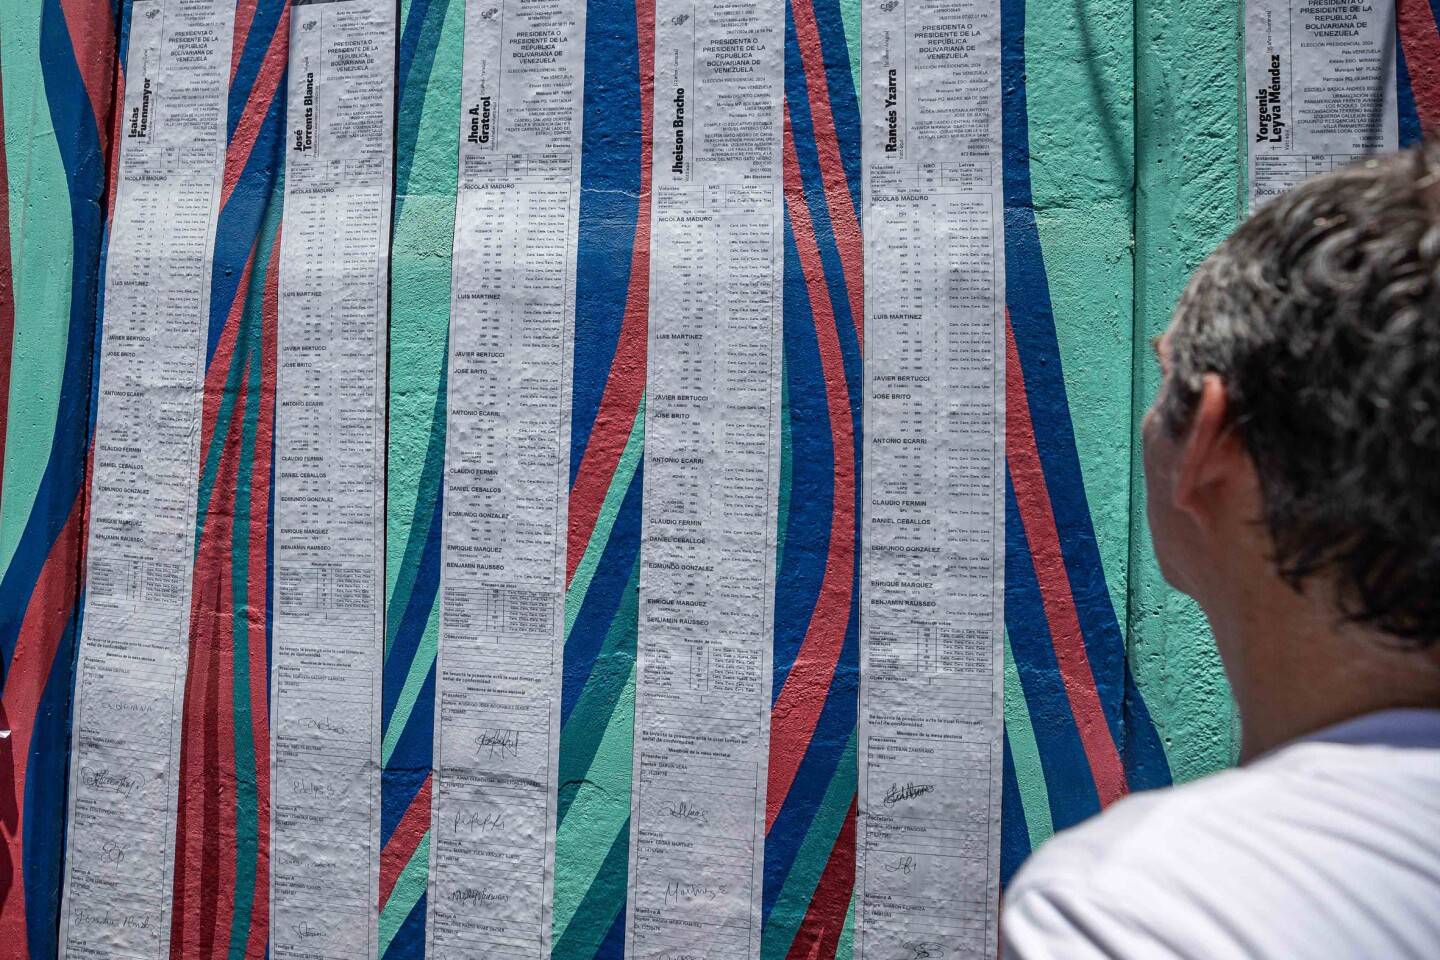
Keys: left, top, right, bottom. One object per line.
{"left": 0, "top": 0, "right": 1348, "bottom": 955}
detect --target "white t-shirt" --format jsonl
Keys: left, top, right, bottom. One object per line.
{"left": 1002, "top": 710, "right": 1440, "bottom": 959}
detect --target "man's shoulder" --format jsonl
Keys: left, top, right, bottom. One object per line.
{"left": 1003, "top": 742, "right": 1440, "bottom": 959}
{"left": 1014, "top": 740, "right": 1440, "bottom": 890}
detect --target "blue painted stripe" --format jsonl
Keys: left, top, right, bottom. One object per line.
{"left": 1004, "top": 472, "right": 1103, "bottom": 830}
{"left": 561, "top": 464, "right": 643, "bottom": 726}
{"left": 226, "top": 0, "right": 286, "bottom": 141}
{"left": 771, "top": 216, "right": 834, "bottom": 700}
{"left": 1000, "top": 729, "right": 1030, "bottom": 888}
{"left": 762, "top": 622, "right": 857, "bottom": 922}
{"left": 1000, "top": 0, "right": 1171, "bottom": 792}
{"left": 569, "top": 0, "right": 643, "bottom": 486}
{"left": 1398, "top": 41, "right": 1423, "bottom": 148}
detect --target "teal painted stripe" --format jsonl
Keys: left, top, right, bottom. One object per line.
{"left": 1003, "top": 632, "right": 1053, "bottom": 846}
{"left": 565, "top": 396, "right": 644, "bottom": 636}
{"left": 554, "top": 653, "right": 636, "bottom": 935}
{"left": 382, "top": 609, "right": 438, "bottom": 766}
{"left": 836, "top": 892, "right": 856, "bottom": 960}
{"left": 553, "top": 820, "right": 631, "bottom": 960}
{"left": 0, "top": 0, "right": 74, "bottom": 577}
{"left": 379, "top": 831, "right": 430, "bottom": 957}
{"left": 556, "top": 557, "right": 638, "bottom": 825}
{"left": 838, "top": 0, "right": 861, "bottom": 101}
{"left": 384, "top": 379, "right": 445, "bottom": 659}
{"left": 226, "top": 190, "right": 281, "bottom": 960}
{"left": 762, "top": 732, "right": 857, "bottom": 960}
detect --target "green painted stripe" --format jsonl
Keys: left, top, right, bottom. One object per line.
{"left": 553, "top": 658, "right": 636, "bottom": 939}
{"left": 565, "top": 396, "right": 644, "bottom": 636}
{"left": 836, "top": 891, "right": 856, "bottom": 960}
{"left": 382, "top": 609, "right": 439, "bottom": 766}
{"left": 383, "top": 381, "right": 445, "bottom": 660}
{"left": 193, "top": 297, "right": 253, "bottom": 552}
{"left": 1003, "top": 632, "right": 1053, "bottom": 846}
{"left": 385, "top": 0, "right": 462, "bottom": 609}
{"left": 379, "top": 831, "right": 431, "bottom": 957}
{"left": 553, "top": 820, "right": 630, "bottom": 960}
{"left": 761, "top": 732, "right": 857, "bottom": 960}
{"left": 0, "top": 0, "right": 75, "bottom": 577}
{"left": 226, "top": 187, "right": 283, "bottom": 960}
{"left": 556, "top": 557, "right": 638, "bottom": 825}
{"left": 838, "top": 0, "right": 861, "bottom": 98}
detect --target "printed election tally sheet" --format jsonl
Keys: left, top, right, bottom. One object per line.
{"left": 57, "top": 0, "right": 234, "bottom": 957}
{"left": 1246, "top": 0, "right": 1397, "bottom": 207}
{"left": 426, "top": 0, "right": 586, "bottom": 956}
{"left": 856, "top": 0, "right": 1007, "bottom": 957}
{"left": 270, "top": 1, "right": 395, "bottom": 957}
{"left": 625, "top": 2, "right": 785, "bottom": 959}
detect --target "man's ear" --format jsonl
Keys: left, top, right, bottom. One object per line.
{"left": 1174, "top": 374, "right": 1247, "bottom": 520}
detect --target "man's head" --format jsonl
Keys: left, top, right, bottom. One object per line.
{"left": 1145, "top": 144, "right": 1440, "bottom": 683}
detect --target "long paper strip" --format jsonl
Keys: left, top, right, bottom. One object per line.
{"left": 270, "top": 1, "right": 396, "bottom": 957}
{"left": 57, "top": 1, "right": 235, "bottom": 956}
{"left": 1246, "top": 0, "right": 1397, "bottom": 207}
{"left": 425, "top": 0, "right": 587, "bottom": 955}
{"left": 625, "top": 2, "right": 786, "bottom": 957}
{"left": 855, "top": 0, "right": 1007, "bottom": 956}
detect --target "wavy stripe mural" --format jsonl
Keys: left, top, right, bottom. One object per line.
{"left": 168, "top": 0, "right": 288, "bottom": 955}
{"left": 1, "top": 1, "right": 1437, "bottom": 958}
{"left": 379, "top": 0, "right": 460, "bottom": 954}
{"left": 0, "top": 1, "right": 114, "bottom": 958}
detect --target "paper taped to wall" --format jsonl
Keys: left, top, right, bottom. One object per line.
{"left": 856, "top": 0, "right": 1008, "bottom": 956}
{"left": 58, "top": 0, "right": 235, "bottom": 956}
{"left": 625, "top": 1, "right": 786, "bottom": 957}
{"left": 1245, "top": 0, "right": 1398, "bottom": 207}
{"left": 427, "top": 0, "right": 586, "bottom": 955}
{"left": 270, "top": 1, "right": 395, "bottom": 957}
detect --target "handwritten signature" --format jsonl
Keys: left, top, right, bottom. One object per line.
{"left": 883, "top": 855, "right": 917, "bottom": 875}
{"left": 474, "top": 729, "right": 520, "bottom": 760}
{"left": 453, "top": 809, "right": 507, "bottom": 833}
{"left": 665, "top": 880, "right": 727, "bottom": 905}
{"left": 297, "top": 716, "right": 351, "bottom": 737}
{"left": 80, "top": 766, "right": 141, "bottom": 798}
{"left": 291, "top": 778, "right": 342, "bottom": 800}
{"left": 449, "top": 886, "right": 512, "bottom": 907}
{"left": 73, "top": 907, "right": 154, "bottom": 931}
{"left": 900, "top": 941, "right": 947, "bottom": 960}
{"left": 293, "top": 921, "right": 324, "bottom": 940}
{"left": 882, "top": 781, "right": 936, "bottom": 806}
{"left": 660, "top": 799, "right": 709, "bottom": 826}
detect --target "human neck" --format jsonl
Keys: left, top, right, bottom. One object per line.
{"left": 1210, "top": 579, "right": 1440, "bottom": 763}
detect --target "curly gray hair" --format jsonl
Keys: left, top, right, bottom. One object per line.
{"left": 1158, "top": 142, "right": 1440, "bottom": 648}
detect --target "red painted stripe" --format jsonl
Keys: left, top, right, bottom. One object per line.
{"left": 767, "top": 110, "right": 857, "bottom": 832}
{"left": 104, "top": 66, "right": 125, "bottom": 225}
{"left": 241, "top": 223, "right": 281, "bottom": 960}
{"left": 0, "top": 70, "right": 14, "bottom": 511}
{"left": 789, "top": 0, "right": 864, "bottom": 342}
{"left": 1005, "top": 318, "right": 1127, "bottom": 806}
{"left": 0, "top": 500, "right": 83, "bottom": 953}
{"left": 379, "top": 774, "right": 433, "bottom": 908}
{"left": 783, "top": 796, "right": 857, "bottom": 960}
{"left": 231, "top": 0, "right": 261, "bottom": 85}
{"left": 1399, "top": 0, "right": 1440, "bottom": 135}
{"left": 565, "top": 0, "right": 655, "bottom": 585}
{"left": 174, "top": 351, "right": 249, "bottom": 959}
{"left": 57, "top": 0, "right": 116, "bottom": 143}
{"left": 221, "top": 7, "right": 290, "bottom": 212}
{"left": 199, "top": 247, "right": 255, "bottom": 457}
